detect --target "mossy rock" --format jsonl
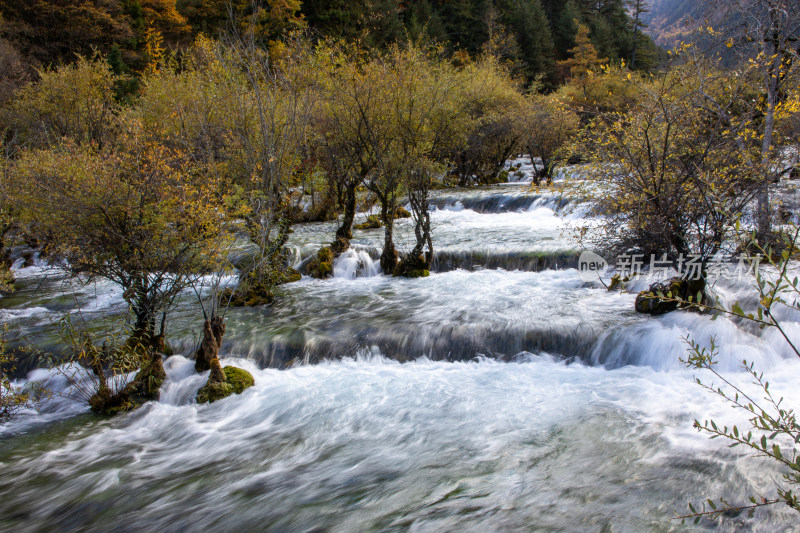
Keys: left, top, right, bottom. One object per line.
{"left": 286, "top": 267, "right": 302, "bottom": 283}
{"left": 125, "top": 354, "right": 167, "bottom": 401}
{"left": 354, "top": 214, "right": 382, "bottom": 230}
{"left": 394, "top": 253, "right": 430, "bottom": 278}
{"left": 393, "top": 206, "right": 411, "bottom": 219}
{"left": 224, "top": 366, "right": 255, "bottom": 392}
{"left": 223, "top": 266, "right": 301, "bottom": 307}
{"left": 88, "top": 354, "right": 167, "bottom": 415}
{"left": 635, "top": 277, "right": 708, "bottom": 315}
{"left": 197, "top": 366, "right": 255, "bottom": 404}
{"left": 222, "top": 285, "right": 274, "bottom": 307}
{"left": 88, "top": 388, "right": 139, "bottom": 415}
{"left": 307, "top": 247, "right": 334, "bottom": 279}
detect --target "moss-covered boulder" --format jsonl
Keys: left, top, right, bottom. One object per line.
{"left": 635, "top": 277, "right": 708, "bottom": 315}
{"left": 286, "top": 267, "right": 302, "bottom": 283}
{"left": 125, "top": 353, "right": 167, "bottom": 401}
{"left": 307, "top": 246, "right": 334, "bottom": 279}
{"left": 197, "top": 366, "right": 255, "bottom": 404}
{"left": 88, "top": 351, "right": 167, "bottom": 415}
{"left": 393, "top": 206, "right": 411, "bottom": 219}
{"left": 354, "top": 214, "right": 382, "bottom": 230}
{"left": 222, "top": 267, "right": 302, "bottom": 307}
{"left": 88, "top": 387, "right": 138, "bottom": 415}
{"left": 394, "top": 253, "right": 431, "bottom": 278}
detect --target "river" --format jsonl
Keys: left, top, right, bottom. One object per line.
{"left": 1, "top": 164, "right": 798, "bottom": 531}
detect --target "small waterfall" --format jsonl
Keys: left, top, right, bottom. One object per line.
{"left": 333, "top": 248, "right": 380, "bottom": 279}
{"left": 430, "top": 193, "right": 572, "bottom": 214}
{"left": 159, "top": 356, "right": 208, "bottom": 406}
{"left": 430, "top": 249, "right": 580, "bottom": 272}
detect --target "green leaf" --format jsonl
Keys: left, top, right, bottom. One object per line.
{"left": 762, "top": 435, "right": 768, "bottom": 449}
{"left": 774, "top": 444, "right": 783, "bottom": 460}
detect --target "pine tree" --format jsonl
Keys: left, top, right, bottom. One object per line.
{"left": 629, "top": 0, "right": 649, "bottom": 69}
{"left": 512, "top": 0, "right": 556, "bottom": 84}
{"left": 558, "top": 21, "right": 607, "bottom": 95}
{"left": 143, "top": 25, "right": 165, "bottom": 76}
{"left": 549, "top": 0, "right": 581, "bottom": 58}
{"left": 302, "top": 0, "right": 366, "bottom": 40}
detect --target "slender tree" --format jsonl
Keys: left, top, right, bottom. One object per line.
{"left": 703, "top": 0, "right": 800, "bottom": 238}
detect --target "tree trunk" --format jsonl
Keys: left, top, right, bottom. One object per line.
{"left": 332, "top": 181, "right": 357, "bottom": 255}
{"left": 757, "top": 36, "right": 783, "bottom": 239}
{"left": 379, "top": 200, "right": 398, "bottom": 274}
{"left": 195, "top": 315, "right": 226, "bottom": 372}
{"left": 631, "top": 0, "right": 641, "bottom": 69}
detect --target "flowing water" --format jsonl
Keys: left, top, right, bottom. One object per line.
{"left": 1, "top": 171, "right": 799, "bottom": 531}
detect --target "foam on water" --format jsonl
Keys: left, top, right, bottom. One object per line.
{"left": 333, "top": 249, "right": 381, "bottom": 279}
{"left": 2, "top": 354, "right": 798, "bottom": 530}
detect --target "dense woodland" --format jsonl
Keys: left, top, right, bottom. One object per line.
{"left": 0, "top": 0, "right": 660, "bottom": 100}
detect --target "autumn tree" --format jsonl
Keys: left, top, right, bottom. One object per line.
{"left": 385, "top": 46, "right": 466, "bottom": 277}
{"left": 141, "top": 0, "right": 191, "bottom": 38}
{"left": 556, "top": 62, "right": 640, "bottom": 117}
{"left": 305, "top": 45, "right": 408, "bottom": 275}
{"left": 142, "top": 25, "right": 168, "bottom": 76}
{"left": 0, "top": 136, "right": 15, "bottom": 293}
{"left": 312, "top": 43, "right": 378, "bottom": 257}
{"left": 558, "top": 21, "right": 607, "bottom": 96}
{"left": 522, "top": 94, "right": 579, "bottom": 185}
{"left": 703, "top": 0, "right": 800, "bottom": 238}
{"left": 357, "top": 54, "right": 407, "bottom": 274}
{"left": 7, "top": 55, "right": 119, "bottom": 149}
{"left": 451, "top": 56, "right": 527, "bottom": 186}
{"left": 579, "top": 53, "right": 764, "bottom": 291}
{"left": 219, "top": 32, "right": 317, "bottom": 297}
{"left": 11, "top": 123, "right": 230, "bottom": 343}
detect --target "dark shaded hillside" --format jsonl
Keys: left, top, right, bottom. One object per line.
{"left": 0, "top": 0, "right": 657, "bottom": 104}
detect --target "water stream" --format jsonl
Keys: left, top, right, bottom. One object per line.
{"left": 1, "top": 175, "right": 798, "bottom": 531}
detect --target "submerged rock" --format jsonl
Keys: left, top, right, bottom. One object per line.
{"left": 634, "top": 277, "right": 708, "bottom": 315}
{"left": 197, "top": 365, "right": 255, "bottom": 404}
